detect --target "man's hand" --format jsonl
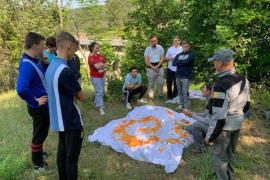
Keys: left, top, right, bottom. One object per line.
{"left": 76, "top": 90, "right": 86, "bottom": 102}
{"left": 135, "top": 84, "right": 141, "bottom": 89}
{"left": 152, "top": 65, "right": 158, "bottom": 70}
{"left": 183, "top": 109, "right": 193, "bottom": 117}
{"left": 153, "top": 66, "right": 160, "bottom": 73}
{"left": 205, "top": 139, "right": 213, "bottom": 146}
{"left": 35, "top": 96, "right": 48, "bottom": 106}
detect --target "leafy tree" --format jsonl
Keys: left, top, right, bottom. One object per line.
{"left": 0, "top": 0, "right": 61, "bottom": 92}
{"left": 123, "top": 0, "right": 270, "bottom": 85}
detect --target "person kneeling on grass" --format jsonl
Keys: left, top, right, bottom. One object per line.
{"left": 122, "top": 66, "right": 148, "bottom": 109}
{"left": 183, "top": 80, "right": 213, "bottom": 153}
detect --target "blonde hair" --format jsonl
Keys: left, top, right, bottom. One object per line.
{"left": 56, "top": 31, "right": 77, "bottom": 48}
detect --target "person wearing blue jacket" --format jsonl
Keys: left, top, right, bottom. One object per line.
{"left": 16, "top": 32, "right": 50, "bottom": 171}
{"left": 172, "top": 40, "right": 195, "bottom": 110}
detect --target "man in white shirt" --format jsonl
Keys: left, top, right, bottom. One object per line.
{"left": 164, "top": 36, "right": 183, "bottom": 100}
{"left": 144, "top": 35, "right": 165, "bottom": 99}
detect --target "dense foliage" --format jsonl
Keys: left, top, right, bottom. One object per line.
{"left": 0, "top": 0, "right": 61, "bottom": 92}
{"left": 123, "top": 0, "right": 270, "bottom": 84}
{"left": 1, "top": 0, "right": 270, "bottom": 93}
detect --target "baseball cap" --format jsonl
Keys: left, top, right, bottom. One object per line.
{"left": 208, "top": 49, "right": 236, "bottom": 62}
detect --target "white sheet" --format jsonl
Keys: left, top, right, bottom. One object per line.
{"left": 88, "top": 105, "right": 196, "bottom": 173}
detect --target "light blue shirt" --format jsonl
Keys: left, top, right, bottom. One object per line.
{"left": 144, "top": 45, "right": 164, "bottom": 63}
{"left": 43, "top": 50, "right": 56, "bottom": 63}
{"left": 122, "top": 73, "right": 142, "bottom": 91}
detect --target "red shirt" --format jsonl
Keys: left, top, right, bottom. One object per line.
{"left": 88, "top": 54, "right": 106, "bottom": 78}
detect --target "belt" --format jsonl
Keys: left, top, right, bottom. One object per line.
{"left": 147, "top": 62, "right": 162, "bottom": 69}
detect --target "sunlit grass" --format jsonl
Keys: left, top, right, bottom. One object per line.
{"left": 0, "top": 87, "right": 269, "bottom": 179}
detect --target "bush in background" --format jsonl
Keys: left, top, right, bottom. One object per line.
{"left": 123, "top": 0, "right": 270, "bottom": 84}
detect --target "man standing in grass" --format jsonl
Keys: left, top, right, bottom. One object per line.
{"left": 172, "top": 40, "right": 195, "bottom": 110}
{"left": 45, "top": 31, "right": 86, "bottom": 180}
{"left": 122, "top": 66, "right": 148, "bottom": 109}
{"left": 16, "top": 32, "right": 50, "bottom": 171}
{"left": 144, "top": 35, "right": 165, "bottom": 99}
{"left": 164, "top": 36, "right": 183, "bottom": 101}
{"left": 206, "top": 49, "right": 250, "bottom": 180}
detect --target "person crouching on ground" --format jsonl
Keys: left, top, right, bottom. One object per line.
{"left": 183, "top": 80, "right": 214, "bottom": 153}
{"left": 88, "top": 42, "right": 107, "bottom": 115}
{"left": 122, "top": 66, "right": 148, "bottom": 109}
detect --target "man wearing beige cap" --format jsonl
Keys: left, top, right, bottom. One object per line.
{"left": 206, "top": 49, "right": 250, "bottom": 180}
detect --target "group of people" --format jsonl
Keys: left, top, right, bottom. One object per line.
{"left": 17, "top": 32, "right": 86, "bottom": 180}
{"left": 16, "top": 30, "right": 250, "bottom": 180}
{"left": 121, "top": 35, "right": 195, "bottom": 111}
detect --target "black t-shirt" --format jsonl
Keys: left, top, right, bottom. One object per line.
{"left": 67, "top": 54, "right": 81, "bottom": 80}
{"left": 58, "top": 67, "right": 83, "bottom": 131}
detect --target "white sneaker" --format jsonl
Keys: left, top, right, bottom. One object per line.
{"left": 176, "top": 105, "right": 183, "bottom": 110}
{"left": 99, "top": 108, "right": 105, "bottom": 115}
{"left": 165, "top": 99, "right": 173, "bottom": 104}
{"left": 126, "top": 103, "right": 132, "bottom": 110}
{"left": 138, "top": 98, "right": 148, "bottom": 104}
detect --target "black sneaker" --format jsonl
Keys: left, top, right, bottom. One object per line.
{"left": 33, "top": 161, "right": 49, "bottom": 172}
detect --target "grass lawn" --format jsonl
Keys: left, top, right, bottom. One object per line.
{"left": 0, "top": 85, "right": 269, "bottom": 180}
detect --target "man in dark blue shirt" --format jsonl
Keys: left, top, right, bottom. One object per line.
{"left": 46, "top": 31, "right": 86, "bottom": 180}
{"left": 173, "top": 40, "right": 195, "bottom": 110}
{"left": 16, "top": 32, "right": 50, "bottom": 170}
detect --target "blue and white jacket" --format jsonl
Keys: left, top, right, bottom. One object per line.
{"left": 16, "top": 53, "right": 48, "bottom": 108}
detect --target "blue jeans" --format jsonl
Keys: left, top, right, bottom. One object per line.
{"left": 91, "top": 77, "right": 105, "bottom": 108}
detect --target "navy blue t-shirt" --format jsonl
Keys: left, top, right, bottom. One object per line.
{"left": 45, "top": 57, "right": 83, "bottom": 132}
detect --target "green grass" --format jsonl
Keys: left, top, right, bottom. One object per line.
{"left": 0, "top": 86, "right": 269, "bottom": 180}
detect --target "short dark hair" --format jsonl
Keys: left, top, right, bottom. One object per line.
{"left": 24, "top": 32, "right": 45, "bottom": 49}
{"left": 88, "top": 41, "right": 98, "bottom": 53}
{"left": 56, "top": 31, "right": 77, "bottom": 48}
{"left": 181, "top": 40, "right": 190, "bottom": 45}
{"left": 149, "top": 35, "right": 157, "bottom": 40}
{"left": 129, "top": 66, "right": 138, "bottom": 72}
{"left": 173, "top": 35, "right": 181, "bottom": 40}
{"left": 45, "top": 37, "right": 56, "bottom": 48}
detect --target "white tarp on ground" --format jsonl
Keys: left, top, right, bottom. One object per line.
{"left": 165, "top": 90, "right": 205, "bottom": 104}
{"left": 189, "top": 90, "right": 205, "bottom": 100}
{"left": 88, "top": 105, "right": 196, "bottom": 173}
